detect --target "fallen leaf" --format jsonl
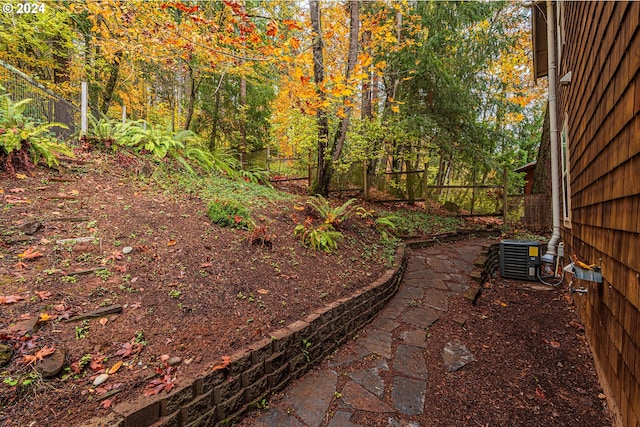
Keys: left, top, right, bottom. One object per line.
{"left": 167, "top": 240, "right": 177, "bottom": 246}
{"left": 35, "top": 291, "right": 52, "bottom": 301}
{"left": 9, "top": 188, "right": 25, "bottom": 193}
{"left": 99, "top": 317, "right": 108, "bottom": 326}
{"left": 16, "top": 173, "right": 27, "bottom": 179}
{"left": 293, "top": 205, "right": 305, "bottom": 211}
{"left": 70, "top": 189, "right": 79, "bottom": 195}
{"left": 90, "top": 355, "right": 105, "bottom": 372}
{"left": 101, "top": 399, "right": 112, "bottom": 409}
{"left": 257, "top": 289, "right": 269, "bottom": 295}
{"left": 200, "top": 262, "right": 212, "bottom": 268}
{"left": 12, "top": 261, "right": 30, "bottom": 270}
{"left": 39, "top": 313, "right": 51, "bottom": 321}
{"left": 129, "top": 302, "right": 142, "bottom": 309}
{"left": 17, "top": 247, "right": 44, "bottom": 260}
{"left": 212, "top": 355, "right": 231, "bottom": 371}
{"left": 107, "top": 361, "right": 123, "bottom": 374}
{"left": 160, "top": 354, "right": 170, "bottom": 363}
{"left": 0, "top": 295, "right": 25, "bottom": 304}
{"left": 549, "top": 340, "right": 561, "bottom": 348}
{"left": 535, "top": 387, "right": 546, "bottom": 399}
{"left": 598, "top": 393, "right": 606, "bottom": 399}
{"left": 53, "top": 303, "right": 67, "bottom": 311}
{"left": 21, "top": 346, "right": 55, "bottom": 365}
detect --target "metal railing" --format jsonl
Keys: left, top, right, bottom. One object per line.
{"left": 0, "top": 59, "right": 79, "bottom": 139}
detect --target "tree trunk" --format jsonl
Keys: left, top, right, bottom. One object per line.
{"left": 361, "top": 29, "right": 372, "bottom": 120}
{"left": 309, "top": 0, "right": 330, "bottom": 196}
{"left": 239, "top": 74, "right": 247, "bottom": 169}
{"left": 100, "top": 51, "right": 122, "bottom": 115}
{"left": 330, "top": 0, "right": 359, "bottom": 165}
{"left": 209, "top": 81, "right": 222, "bottom": 152}
{"left": 314, "top": 0, "right": 360, "bottom": 195}
{"left": 183, "top": 66, "right": 198, "bottom": 132}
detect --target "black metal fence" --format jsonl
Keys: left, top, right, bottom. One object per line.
{"left": 0, "top": 59, "right": 79, "bottom": 139}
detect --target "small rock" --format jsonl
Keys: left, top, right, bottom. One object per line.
{"left": 0, "top": 344, "right": 14, "bottom": 367}
{"left": 443, "top": 340, "right": 476, "bottom": 372}
{"left": 122, "top": 246, "right": 133, "bottom": 255}
{"left": 1, "top": 316, "right": 39, "bottom": 336}
{"left": 167, "top": 357, "right": 182, "bottom": 366}
{"left": 36, "top": 348, "right": 65, "bottom": 378}
{"left": 19, "top": 220, "right": 42, "bottom": 235}
{"left": 93, "top": 373, "right": 109, "bottom": 386}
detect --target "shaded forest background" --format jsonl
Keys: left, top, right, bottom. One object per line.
{"left": 0, "top": 0, "right": 546, "bottom": 203}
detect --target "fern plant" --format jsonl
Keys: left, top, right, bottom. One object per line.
{"left": 306, "top": 195, "right": 357, "bottom": 227}
{"left": 294, "top": 223, "right": 342, "bottom": 253}
{"left": 1, "top": 91, "right": 72, "bottom": 174}
{"left": 374, "top": 215, "right": 401, "bottom": 241}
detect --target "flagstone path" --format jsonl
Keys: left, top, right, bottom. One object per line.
{"left": 249, "top": 237, "right": 488, "bottom": 427}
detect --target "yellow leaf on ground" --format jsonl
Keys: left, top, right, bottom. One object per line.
{"left": 39, "top": 313, "right": 51, "bottom": 321}
{"left": 167, "top": 240, "right": 177, "bottom": 246}
{"left": 107, "top": 360, "right": 123, "bottom": 374}
{"left": 16, "top": 173, "right": 27, "bottom": 179}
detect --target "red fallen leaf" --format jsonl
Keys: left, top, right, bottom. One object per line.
{"left": 233, "top": 215, "right": 243, "bottom": 224}
{"left": 35, "top": 291, "right": 52, "bottom": 301}
{"left": 90, "top": 355, "right": 105, "bottom": 372}
{"left": 0, "top": 295, "right": 25, "bottom": 304}
{"left": 115, "top": 265, "right": 127, "bottom": 273}
{"left": 70, "top": 361, "right": 82, "bottom": 374}
{"left": 21, "top": 346, "right": 55, "bottom": 365}
{"left": 59, "top": 311, "right": 73, "bottom": 320}
{"left": 101, "top": 399, "right": 112, "bottom": 409}
{"left": 12, "top": 261, "right": 30, "bottom": 270}
{"left": 549, "top": 340, "right": 561, "bottom": 348}
{"left": 17, "top": 247, "right": 44, "bottom": 259}
{"left": 535, "top": 387, "right": 546, "bottom": 399}
{"left": 115, "top": 342, "right": 141, "bottom": 358}
{"left": 143, "top": 370, "right": 175, "bottom": 396}
{"left": 212, "top": 355, "right": 231, "bottom": 371}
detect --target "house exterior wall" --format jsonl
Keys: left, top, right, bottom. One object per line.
{"left": 556, "top": 2, "right": 640, "bottom": 426}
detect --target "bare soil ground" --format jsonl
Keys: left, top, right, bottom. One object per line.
{"left": 0, "top": 153, "right": 398, "bottom": 426}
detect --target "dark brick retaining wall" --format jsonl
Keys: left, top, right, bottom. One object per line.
{"left": 82, "top": 245, "right": 408, "bottom": 427}
{"left": 81, "top": 229, "right": 498, "bottom": 427}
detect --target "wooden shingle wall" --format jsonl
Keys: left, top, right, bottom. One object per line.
{"left": 558, "top": 2, "right": 639, "bottom": 426}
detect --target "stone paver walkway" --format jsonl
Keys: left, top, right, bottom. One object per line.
{"left": 249, "top": 238, "right": 488, "bottom": 427}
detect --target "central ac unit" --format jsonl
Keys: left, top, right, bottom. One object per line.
{"left": 500, "top": 240, "right": 542, "bottom": 281}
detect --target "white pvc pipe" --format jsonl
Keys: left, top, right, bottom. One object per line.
{"left": 544, "top": 0, "right": 562, "bottom": 258}
{"left": 81, "top": 81, "right": 88, "bottom": 135}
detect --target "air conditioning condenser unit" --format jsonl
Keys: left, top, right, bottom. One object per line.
{"left": 500, "top": 240, "right": 542, "bottom": 281}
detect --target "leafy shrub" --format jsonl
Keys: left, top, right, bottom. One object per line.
{"left": 207, "top": 201, "right": 250, "bottom": 229}
{"left": 306, "top": 195, "right": 357, "bottom": 227}
{"left": 0, "top": 90, "right": 72, "bottom": 174}
{"left": 294, "top": 222, "right": 342, "bottom": 253}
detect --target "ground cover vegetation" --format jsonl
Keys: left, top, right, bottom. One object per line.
{"left": 0, "top": 1, "right": 550, "bottom": 425}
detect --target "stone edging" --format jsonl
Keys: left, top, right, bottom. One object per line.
{"left": 82, "top": 228, "right": 497, "bottom": 427}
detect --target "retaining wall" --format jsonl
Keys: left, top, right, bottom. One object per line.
{"left": 83, "top": 229, "right": 497, "bottom": 427}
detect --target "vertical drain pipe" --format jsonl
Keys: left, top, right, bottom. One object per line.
{"left": 543, "top": 0, "right": 562, "bottom": 261}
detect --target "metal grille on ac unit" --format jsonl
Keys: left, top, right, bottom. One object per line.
{"left": 500, "top": 240, "right": 542, "bottom": 281}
